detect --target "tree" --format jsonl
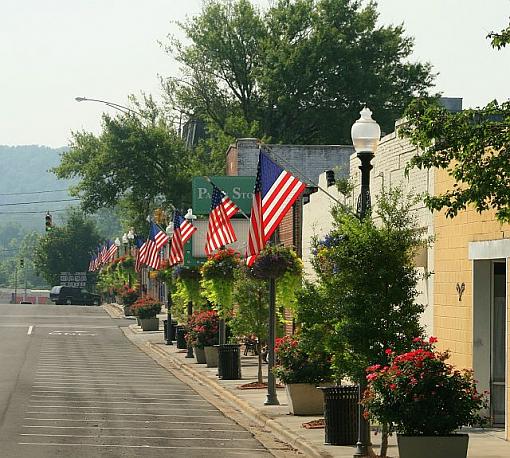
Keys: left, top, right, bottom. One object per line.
{"left": 53, "top": 99, "right": 194, "bottom": 229}
{"left": 231, "top": 267, "right": 269, "bottom": 384}
{"left": 403, "top": 98, "right": 510, "bottom": 222}
{"left": 403, "top": 21, "right": 510, "bottom": 222}
{"left": 164, "top": 0, "right": 434, "bottom": 168}
{"left": 33, "top": 210, "right": 101, "bottom": 286}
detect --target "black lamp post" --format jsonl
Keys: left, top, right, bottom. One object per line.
{"left": 165, "top": 221, "right": 174, "bottom": 346}
{"left": 183, "top": 209, "right": 196, "bottom": 358}
{"left": 350, "top": 107, "right": 381, "bottom": 457}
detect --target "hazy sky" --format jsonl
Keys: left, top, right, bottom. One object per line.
{"left": 1, "top": 0, "right": 509, "bottom": 147}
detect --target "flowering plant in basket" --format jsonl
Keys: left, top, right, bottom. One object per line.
{"left": 131, "top": 296, "right": 162, "bottom": 319}
{"left": 249, "top": 244, "right": 302, "bottom": 280}
{"left": 186, "top": 310, "right": 219, "bottom": 348}
{"left": 362, "top": 337, "right": 488, "bottom": 435}
{"left": 273, "top": 335, "right": 332, "bottom": 384}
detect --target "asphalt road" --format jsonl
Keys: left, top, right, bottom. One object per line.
{"left": 0, "top": 303, "right": 272, "bottom": 457}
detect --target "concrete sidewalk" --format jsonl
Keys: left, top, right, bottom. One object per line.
{"left": 104, "top": 304, "right": 510, "bottom": 458}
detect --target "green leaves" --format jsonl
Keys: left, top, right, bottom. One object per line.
{"left": 403, "top": 97, "right": 510, "bottom": 222}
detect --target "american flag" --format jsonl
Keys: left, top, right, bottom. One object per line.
{"left": 169, "top": 211, "right": 197, "bottom": 266}
{"left": 106, "top": 240, "right": 118, "bottom": 263}
{"left": 145, "top": 222, "right": 170, "bottom": 270}
{"left": 246, "top": 151, "right": 306, "bottom": 266}
{"left": 205, "top": 184, "right": 239, "bottom": 255}
{"left": 135, "top": 237, "right": 147, "bottom": 272}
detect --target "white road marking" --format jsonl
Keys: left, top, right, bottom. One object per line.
{"left": 48, "top": 330, "right": 97, "bottom": 336}
{"left": 20, "top": 433, "right": 254, "bottom": 441}
{"left": 18, "top": 442, "right": 267, "bottom": 452}
{"left": 28, "top": 405, "right": 216, "bottom": 411}
{"left": 30, "top": 399, "right": 208, "bottom": 405}
{"left": 31, "top": 389, "right": 198, "bottom": 396}
{"left": 26, "top": 412, "right": 221, "bottom": 417}
{"left": 23, "top": 425, "right": 248, "bottom": 433}
{"left": 24, "top": 417, "right": 232, "bottom": 425}
{"left": 27, "top": 326, "right": 33, "bottom": 335}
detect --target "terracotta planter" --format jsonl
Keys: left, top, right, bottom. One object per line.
{"left": 193, "top": 346, "right": 206, "bottom": 364}
{"left": 397, "top": 434, "right": 469, "bottom": 458}
{"left": 139, "top": 317, "right": 159, "bottom": 331}
{"left": 285, "top": 383, "right": 325, "bottom": 415}
{"left": 204, "top": 346, "right": 219, "bottom": 367}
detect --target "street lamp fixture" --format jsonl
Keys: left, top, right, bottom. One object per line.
{"left": 75, "top": 96, "right": 144, "bottom": 118}
{"left": 351, "top": 107, "right": 380, "bottom": 220}
{"left": 351, "top": 107, "right": 380, "bottom": 458}
{"left": 182, "top": 209, "right": 196, "bottom": 358}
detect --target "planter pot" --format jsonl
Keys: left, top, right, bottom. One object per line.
{"left": 193, "top": 346, "right": 206, "bottom": 364}
{"left": 285, "top": 383, "right": 324, "bottom": 415}
{"left": 319, "top": 385, "right": 358, "bottom": 446}
{"left": 139, "top": 317, "right": 159, "bottom": 331}
{"left": 204, "top": 346, "right": 219, "bottom": 367}
{"left": 397, "top": 434, "right": 469, "bottom": 458}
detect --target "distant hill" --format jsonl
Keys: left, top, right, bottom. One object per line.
{"left": 0, "top": 145, "right": 75, "bottom": 231}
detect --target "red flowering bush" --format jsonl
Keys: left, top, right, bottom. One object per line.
{"left": 273, "top": 335, "right": 332, "bottom": 384}
{"left": 186, "top": 310, "right": 219, "bottom": 348}
{"left": 117, "top": 284, "right": 139, "bottom": 306}
{"left": 201, "top": 248, "right": 241, "bottom": 281}
{"left": 131, "top": 296, "right": 162, "bottom": 319}
{"left": 363, "top": 337, "right": 488, "bottom": 435}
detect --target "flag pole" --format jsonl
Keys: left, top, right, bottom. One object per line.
{"left": 203, "top": 176, "right": 251, "bottom": 220}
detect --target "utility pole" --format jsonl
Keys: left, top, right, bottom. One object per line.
{"left": 14, "top": 265, "right": 18, "bottom": 304}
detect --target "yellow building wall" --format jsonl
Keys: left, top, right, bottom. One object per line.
{"left": 434, "top": 167, "right": 510, "bottom": 438}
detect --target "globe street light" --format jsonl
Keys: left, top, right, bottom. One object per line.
{"left": 114, "top": 237, "right": 121, "bottom": 258}
{"left": 351, "top": 107, "right": 380, "bottom": 458}
{"left": 351, "top": 107, "right": 381, "bottom": 219}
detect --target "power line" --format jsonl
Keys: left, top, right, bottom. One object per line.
{"left": 0, "top": 189, "right": 70, "bottom": 196}
{"left": 0, "top": 209, "right": 71, "bottom": 215}
{"left": 0, "top": 198, "right": 80, "bottom": 207}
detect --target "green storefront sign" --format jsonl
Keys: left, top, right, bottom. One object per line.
{"left": 192, "top": 176, "right": 255, "bottom": 215}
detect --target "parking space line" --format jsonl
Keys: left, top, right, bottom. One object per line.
{"left": 26, "top": 412, "right": 222, "bottom": 417}
{"left": 27, "top": 326, "right": 33, "bottom": 335}
{"left": 22, "top": 425, "right": 249, "bottom": 433}
{"left": 20, "top": 433, "right": 255, "bottom": 441}
{"left": 24, "top": 418, "right": 232, "bottom": 425}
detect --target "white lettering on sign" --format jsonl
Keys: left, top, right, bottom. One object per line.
{"left": 197, "top": 187, "right": 210, "bottom": 199}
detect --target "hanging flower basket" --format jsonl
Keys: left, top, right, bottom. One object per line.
{"left": 249, "top": 244, "right": 302, "bottom": 280}
{"left": 201, "top": 248, "right": 241, "bottom": 282}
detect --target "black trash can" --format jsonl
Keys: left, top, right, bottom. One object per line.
{"left": 163, "top": 320, "right": 168, "bottom": 340}
{"left": 320, "top": 385, "right": 358, "bottom": 445}
{"left": 170, "top": 320, "right": 178, "bottom": 341}
{"left": 176, "top": 326, "right": 187, "bottom": 349}
{"left": 217, "top": 344, "right": 241, "bottom": 380}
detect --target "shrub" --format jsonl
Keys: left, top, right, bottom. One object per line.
{"left": 117, "top": 285, "right": 139, "bottom": 306}
{"left": 186, "top": 310, "right": 219, "bottom": 348}
{"left": 363, "top": 337, "right": 488, "bottom": 435}
{"left": 131, "top": 296, "right": 162, "bottom": 319}
{"left": 273, "top": 335, "right": 333, "bottom": 385}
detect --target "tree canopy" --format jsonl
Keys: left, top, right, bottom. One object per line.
{"left": 164, "top": 0, "right": 434, "bottom": 168}
{"left": 53, "top": 100, "right": 194, "bottom": 229}
{"left": 33, "top": 210, "right": 101, "bottom": 286}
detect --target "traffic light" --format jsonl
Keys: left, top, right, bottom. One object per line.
{"left": 45, "top": 212, "right": 53, "bottom": 231}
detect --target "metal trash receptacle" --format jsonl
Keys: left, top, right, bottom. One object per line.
{"left": 176, "top": 326, "right": 187, "bottom": 349}
{"left": 217, "top": 344, "right": 242, "bottom": 380}
{"left": 320, "top": 385, "right": 358, "bottom": 445}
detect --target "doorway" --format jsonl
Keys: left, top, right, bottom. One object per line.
{"left": 491, "top": 261, "right": 506, "bottom": 426}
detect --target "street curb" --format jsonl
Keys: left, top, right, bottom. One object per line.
{"left": 120, "top": 324, "right": 333, "bottom": 458}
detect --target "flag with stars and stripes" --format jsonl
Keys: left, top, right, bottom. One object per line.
{"left": 145, "top": 222, "right": 170, "bottom": 270}
{"left": 205, "top": 184, "right": 239, "bottom": 255}
{"left": 135, "top": 237, "right": 147, "bottom": 272}
{"left": 106, "top": 240, "right": 118, "bottom": 263}
{"left": 246, "top": 151, "right": 306, "bottom": 266}
{"left": 169, "top": 211, "right": 197, "bottom": 266}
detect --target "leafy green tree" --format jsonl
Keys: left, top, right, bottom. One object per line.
{"left": 231, "top": 267, "right": 269, "bottom": 384}
{"left": 54, "top": 99, "right": 193, "bottom": 228}
{"left": 298, "top": 187, "right": 426, "bottom": 379}
{"left": 403, "top": 98, "right": 510, "bottom": 222}
{"left": 33, "top": 210, "right": 101, "bottom": 286}
{"left": 164, "top": 0, "right": 434, "bottom": 169}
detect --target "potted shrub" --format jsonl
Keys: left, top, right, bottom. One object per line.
{"left": 273, "top": 335, "right": 333, "bottom": 415}
{"left": 186, "top": 310, "right": 219, "bottom": 364}
{"left": 131, "top": 296, "right": 162, "bottom": 331}
{"left": 363, "top": 337, "right": 488, "bottom": 458}
{"left": 117, "top": 285, "right": 139, "bottom": 316}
